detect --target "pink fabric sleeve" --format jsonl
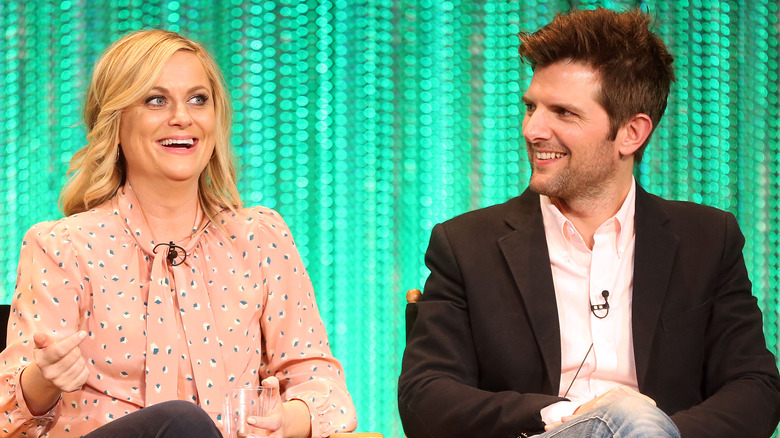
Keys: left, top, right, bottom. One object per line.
{"left": 255, "top": 210, "right": 357, "bottom": 437}
{"left": 0, "top": 222, "right": 86, "bottom": 436}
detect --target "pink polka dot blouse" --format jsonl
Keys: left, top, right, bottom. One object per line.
{"left": 0, "top": 185, "right": 357, "bottom": 437}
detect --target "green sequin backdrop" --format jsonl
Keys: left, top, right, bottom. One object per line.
{"left": 1, "top": 0, "right": 778, "bottom": 436}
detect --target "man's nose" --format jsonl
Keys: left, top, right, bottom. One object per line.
{"left": 522, "top": 109, "right": 552, "bottom": 143}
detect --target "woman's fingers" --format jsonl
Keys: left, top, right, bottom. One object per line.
{"left": 34, "top": 331, "right": 87, "bottom": 365}
{"left": 249, "top": 377, "right": 285, "bottom": 437}
{"left": 32, "top": 331, "right": 89, "bottom": 392}
{"left": 55, "top": 353, "right": 90, "bottom": 392}
{"left": 248, "top": 414, "right": 283, "bottom": 431}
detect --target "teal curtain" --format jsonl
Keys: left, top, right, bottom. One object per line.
{"left": 1, "top": 1, "right": 778, "bottom": 436}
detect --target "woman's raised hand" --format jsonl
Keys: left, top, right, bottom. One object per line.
{"left": 32, "top": 331, "right": 90, "bottom": 393}
{"left": 21, "top": 330, "right": 90, "bottom": 415}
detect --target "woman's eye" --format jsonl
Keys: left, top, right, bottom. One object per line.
{"left": 146, "top": 96, "right": 165, "bottom": 106}
{"left": 189, "top": 94, "right": 209, "bottom": 105}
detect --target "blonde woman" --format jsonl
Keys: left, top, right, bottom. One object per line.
{"left": 0, "top": 30, "right": 356, "bottom": 438}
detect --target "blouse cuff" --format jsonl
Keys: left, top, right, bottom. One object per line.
{"left": 283, "top": 379, "right": 356, "bottom": 438}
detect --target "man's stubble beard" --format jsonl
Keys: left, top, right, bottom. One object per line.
{"left": 527, "top": 139, "right": 618, "bottom": 203}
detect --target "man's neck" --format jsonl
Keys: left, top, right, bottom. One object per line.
{"left": 550, "top": 180, "right": 633, "bottom": 249}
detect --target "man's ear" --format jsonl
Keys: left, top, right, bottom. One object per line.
{"left": 617, "top": 113, "right": 653, "bottom": 157}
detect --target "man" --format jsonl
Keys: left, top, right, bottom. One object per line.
{"left": 398, "top": 7, "right": 780, "bottom": 438}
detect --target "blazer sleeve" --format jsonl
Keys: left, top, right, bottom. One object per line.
{"left": 398, "top": 223, "right": 564, "bottom": 438}
{"left": 668, "top": 212, "right": 780, "bottom": 437}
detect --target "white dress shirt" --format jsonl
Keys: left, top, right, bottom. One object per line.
{"left": 539, "top": 179, "right": 639, "bottom": 424}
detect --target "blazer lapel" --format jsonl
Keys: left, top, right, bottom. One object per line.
{"left": 498, "top": 190, "right": 562, "bottom": 393}
{"left": 632, "top": 187, "right": 679, "bottom": 388}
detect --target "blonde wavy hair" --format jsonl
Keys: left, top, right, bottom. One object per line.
{"left": 60, "top": 29, "right": 241, "bottom": 221}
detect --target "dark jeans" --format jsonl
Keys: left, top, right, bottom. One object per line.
{"left": 83, "top": 400, "right": 223, "bottom": 438}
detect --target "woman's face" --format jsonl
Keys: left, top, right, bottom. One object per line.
{"left": 119, "top": 50, "right": 216, "bottom": 190}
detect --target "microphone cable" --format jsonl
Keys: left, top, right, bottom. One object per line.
{"left": 562, "top": 343, "right": 593, "bottom": 399}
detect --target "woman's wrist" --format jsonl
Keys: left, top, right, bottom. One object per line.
{"left": 19, "top": 364, "right": 62, "bottom": 416}
{"left": 282, "top": 399, "right": 312, "bottom": 438}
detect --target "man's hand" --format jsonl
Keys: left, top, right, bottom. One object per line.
{"left": 32, "top": 331, "right": 89, "bottom": 393}
{"left": 545, "top": 386, "right": 656, "bottom": 430}
{"left": 572, "top": 386, "right": 656, "bottom": 417}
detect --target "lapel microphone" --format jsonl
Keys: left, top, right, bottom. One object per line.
{"left": 590, "top": 290, "right": 610, "bottom": 319}
{"left": 153, "top": 241, "right": 187, "bottom": 266}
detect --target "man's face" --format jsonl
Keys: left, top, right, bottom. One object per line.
{"left": 522, "top": 61, "right": 622, "bottom": 203}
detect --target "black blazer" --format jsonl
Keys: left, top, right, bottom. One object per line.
{"left": 398, "top": 187, "right": 780, "bottom": 438}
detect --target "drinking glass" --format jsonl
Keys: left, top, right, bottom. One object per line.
{"left": 226, "top": 386, "right": 268, "bottom": 438}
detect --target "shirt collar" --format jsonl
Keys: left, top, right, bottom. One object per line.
{"left": 540, "top": 178, "right": 636, "bottom": 257}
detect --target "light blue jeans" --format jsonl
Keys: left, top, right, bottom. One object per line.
{"left": 533, "top": 397, "right": 681, "bottom": 438}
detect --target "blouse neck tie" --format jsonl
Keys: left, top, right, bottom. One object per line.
{"left": 112, "top": 185, "right": 230, "bottom": 413}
